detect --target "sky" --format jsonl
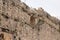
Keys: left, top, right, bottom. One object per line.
{"left": 21, "top": 0, "right": 60, "bottom": 19}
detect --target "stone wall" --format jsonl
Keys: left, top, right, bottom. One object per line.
{"left": 0, "top": 0, "right": 60, "bottom": 40}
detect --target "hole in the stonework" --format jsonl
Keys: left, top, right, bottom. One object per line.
{"left": 11, "top": 2, "right": 15, "bottom": 6}
{"left": 38, "top": 15, "right": 42, "bottom": 17}
{"left": 1, "top": 28, "right": 9, "bottom": 33}
{"left": 14, "top": 36, "right": 16, "bottom": 39}
{"left": 0, "top": 33, "right": 4, "bottom": 40}
{"left": 28, "top": 14, "right": 31, "bottom": 16}
{"left": 46, "top": 14, "right": 51, "bottom": 18}
{"left": 19, "top": 37, "right": 21, "bottom": 40}
{"left": 3, "top": 2, "right": 5, "bottom": 4}
{"left": 22, "top": 7, "right": 27, "bottom": 12}
{"left": 32, "top": 27, "right": 34, "bottom": 29}
{"left": 13, "top": 36, "right": 17, "bottom": 40}
{"left": 2, "top": 0, "right": 6, "bottom": 5}
{"left": 38, "top": 28, "right": 40, "bottom": 31}
{"left": 14, "top": 18, "right": 19, "bottom": 22}
{"left": 1, "top": 13, "right": 9, "bottom": 19}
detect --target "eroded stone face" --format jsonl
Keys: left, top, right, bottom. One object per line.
{"left": 0, "top": 0, "right": 60, "bottom": 40}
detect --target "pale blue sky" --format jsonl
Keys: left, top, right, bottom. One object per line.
{"left": 21, "top": 0, "right": 60, "bottom": 19}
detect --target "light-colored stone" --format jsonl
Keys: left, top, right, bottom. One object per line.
{"left": 0, "top": 0, "right": 60, "bottom": 40}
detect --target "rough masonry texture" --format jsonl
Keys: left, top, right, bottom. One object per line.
{"left": 0, "top": 0, "right": 60, "bottom": 40}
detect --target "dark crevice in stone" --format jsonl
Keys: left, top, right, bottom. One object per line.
{"left": 22, "top": 8, "right": 27, "bottom": 12}
{"left": 32, "top": 27, "right": 34, "bottom": 29}
{"left": 0, "top": 33, "right": 4, "bottom": 40}
{"left": 14, "top": 18, "right": 19, "bottom": 22}
{"left": 14, "top": 36, "right": 16, "bottom": 39}
{"left": 3, "top": 2, "right": 5, "bottom": 4}
{"left": 11, "top": 2, "right": 15, "bottom": 6}
{"left": 2, "top": 0, "right": 6, "bottom": 5}
{"left": 0, "top": 34, "right": 4, "bottom": 38}
{"left": 38, "top": 28, "right": 40, "bottom": 31}
{"left": 1, "top": 28, "right": 9, "bottom": 33}
{"left": 0, "top": 27, "right": 17, "bottom": 34}
{"left": 19, "top": 37, "right": 21, "bottom": 40}
{"left": 1, "top": 13, "right": 9, "bottom": 19}
{"left": 13, "top": 35, "right": 17, "bottom": 40}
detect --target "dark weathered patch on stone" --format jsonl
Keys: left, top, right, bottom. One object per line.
{"left": 1, "top": 28, "right": 9, "bottom": 33}
{"left": 1, "top": 13, "right": 9, "bottom": 19}
{"left": 0, "top": 33, "right": 4, "bottom": 40}
{"left": 22, "top": 8, "right": 27, "bottom": 12}
{"left": 11, "top": 2, "right": 15, "bottom": 6}
{"left": 14, "top": 18, "right": 19, "bottom": 22}
{"left": 38, "top": 19, "right": 44, "bottom": 25}
{"left": 19, "top": 37, "right": 21, "bottom": 40}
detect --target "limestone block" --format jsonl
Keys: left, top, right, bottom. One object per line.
{"left": 0, "top": 0, "right": 3, "bottom": 5}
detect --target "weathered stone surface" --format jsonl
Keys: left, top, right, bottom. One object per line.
{"left": 0, "top": 0, "right": 60, "bottom": 40}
